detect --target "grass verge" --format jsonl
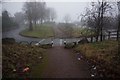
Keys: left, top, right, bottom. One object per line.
{"left": 29, "top": 51, "right": 49, "bottom": 78}
{"left": 73, "top": 27, "right": 94, "bottom": 37}
{"left": 74, "top": 40, "right": 120, "bottom": 77}
{"left": 2, "top": 43, "right": 47, "bottom": 78}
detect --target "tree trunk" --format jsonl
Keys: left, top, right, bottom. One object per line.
{"left": 40, "top": 19, "right": 43, "bottom": 24}
{"left": 96, "top": 5, "right": 101, "bottom": 42}
{"left": 34, "top": 20, "right": 37, "bottom": 29}
{"left": 29, "top": 20, "right": 33, "bottom": 31}
{"left": 117, "top": 14, "right": 120, "bottom": 41}
{"left": 100, "top": 1, "right": 104, "bottom": 42}
{"left": 108, "top": 32, "right": 111, "bottom": 40}
{"left": 96, "top": 34, "right": 98, "bottom": 42}
{"left": 96, "top": 29, "right": 99, "bottom": 42}
{"left": 91, "top": 36, "right": 93, "bottom": 43}
{"left": 100, "top": 27, "right": 103, "bottom": 41}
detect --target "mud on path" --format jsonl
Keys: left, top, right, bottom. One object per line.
{"left": 40, "top": 46, "right": 91, "bottom": 78}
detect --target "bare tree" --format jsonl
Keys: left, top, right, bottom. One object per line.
{"left": 63, "top": 14, "right": 73, "bottom": 37}
{"left": 38, "top": 2, "right": 46, "bottom": 24}
{"left": 81, "top": 0, "right": 113, "bottom": 41}
{"left": 44, "top": 8, "right": 51, "bottom": 22}
{"left": 117, "top": 1, "right": 120, "bottom": 41}
{"left": 14, "top": 12, "right": 25, "bottom": 26}
{"left": 44, "top": 8, "right": 57, "bottom": 22}
{"left": 64, "top": 14, "right": 71, "bottom": 23}
{"left": 49, "top": 8, "right": 57, "bottom": 22}
{"left": 23, "top": 2, "right": 34, "bottom": 31}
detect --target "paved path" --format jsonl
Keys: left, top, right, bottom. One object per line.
{"left": 41, "top": 46, "right": 91, "bottom": 78}
{"left": 2, "top": 27, "right": 41, "bottom": 43}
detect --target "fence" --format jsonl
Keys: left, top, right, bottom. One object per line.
{"left": 86, "top": 30, "right": 120, "bottom": 43}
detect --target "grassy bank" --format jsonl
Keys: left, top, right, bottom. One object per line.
{"left": 74, "top": 40, "right": 120, "bottom": 77}
{"left": 20, "top": 24, "right": 54, "bottom": 38}
{"left": 73, "top": 27, "right": 94, "bottom": 37}
{"left": 29, "top": 50, "right": 49, "bottom": 78}
{"left": 2, "top": 43, "right": 47, "bottom": 78}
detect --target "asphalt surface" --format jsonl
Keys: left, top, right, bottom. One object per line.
{"left": 2, "top": 27, "right": 82, "bottom": 46}
{"left": 41, "top": 46, "right": 91, "bottom": 78}
{"left": 2, "top": 27, "right": 41, "bottom": 43}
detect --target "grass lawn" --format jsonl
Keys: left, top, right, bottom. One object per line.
{"left": 20, "top": 24, "right": 54, "bottom": 38}
{"left": 72, "top": 27, "right": 94, "bottom": 37}
{"left": 75, "top": 40, "right": 118, "bottom": 58}
{"left": 74, "top": 40, "right": 120, "bottom": 77}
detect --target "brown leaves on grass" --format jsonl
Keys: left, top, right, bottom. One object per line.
{"left": 74, "top": 40, "right": 120, "bottom": 77}
{"left": 2, "top": 43, "right": 45, "bottom": 78}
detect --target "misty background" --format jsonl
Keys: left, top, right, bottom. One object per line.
{"left": 2, "top": 2, "right": 90, "bottom": 22}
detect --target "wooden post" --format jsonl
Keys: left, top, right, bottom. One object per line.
{"left": 91, "top": 36, "right": 93, "bottom": 43}
{"left": 103, "top": 35, "right": 105, "bottom": 40}
{"left": 117, "top": 30, "right": 119, "bottom": 41}
{"left": 108, "top": 32, "right": 111, "bottom": 40}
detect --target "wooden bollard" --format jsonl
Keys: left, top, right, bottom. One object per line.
{"left": 91, "top": 36, "right": 93, "bottom": 43}
{"left": 108, "top": 32, "right": 111, "bottom": 40}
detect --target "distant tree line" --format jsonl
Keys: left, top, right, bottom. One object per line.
{"left": 2, "top": 10, "right": 18, "bottom": 32}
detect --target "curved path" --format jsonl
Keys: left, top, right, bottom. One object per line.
{"left": 2, "top": 27, "right": 41, "bottom": 43}
{"left": 40, "top": 46, "right": 91, "bottom": 78}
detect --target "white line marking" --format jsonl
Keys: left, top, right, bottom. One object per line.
{"left": 38, "top": 39, "right": 45, "bottom": 43}
{"left": 60, "top": 39, "right": 62, "bottom": 46}
{"left": 35, "top": 39, "right": 45, "bottom": 45}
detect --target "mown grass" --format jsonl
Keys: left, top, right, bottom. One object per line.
{"left": 72, "top": 27, "right": 94, "bottom": 37}
{"left": 20, "top": 24, "right": 54, "bottom": 38}
{"left": 74, "top": 40, "right": 120, "bottom": 77}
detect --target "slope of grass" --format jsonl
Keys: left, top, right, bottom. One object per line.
{"left": 2, "top": 43, "right": 47, "bottom": 78}
{"left": 20, "top": 24, "right": 54, "bottom": 38}
{"left": 73, "top": 27, "right": 94, "bottom": 37}
{"left": 74, "top": 40, "right": 120, "bottom": 77}
{"left": 29, "top": 52, "right": 48, "bottom": 78}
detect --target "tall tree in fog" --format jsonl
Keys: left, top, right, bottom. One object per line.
{"left": 45, "top": 8, "right": 57, "bottom": 22}
{"left": 23, "top": 2, "right": 47, "bottom": 30}
{"left": 44, "top": 8, "right": 51, "bottom": 22}
{"left": 117, "top": 1, "right": 120, "bottom": 40}
{"left": 23, "top": 2, "right": 34, "bottom": 31}
{"left": 64, "top": 14, "right": 71, "bottom": 23}
{"left": 14, "top": 12, "right": 25, "bottom": 26}
{"left": 49, "top": 8, "right": 57, "bottom": 22}
{"left": 38, "top": 2, "right": 46, "bottom": 24}
{"left": 32, "top": 2, "right": 47, "bottom": 25}
{"left": 63, "top": 14, "right": 73, "bottom": 37}
{"left": 2, "top": 10, "right": 17, "bottom": 32}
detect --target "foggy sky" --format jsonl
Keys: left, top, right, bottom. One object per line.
{"left": 2, "top": 0, "right": 118, "bottom": 22}
{"left": 2, "top": 2, "right": 90, "bottom": 22}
